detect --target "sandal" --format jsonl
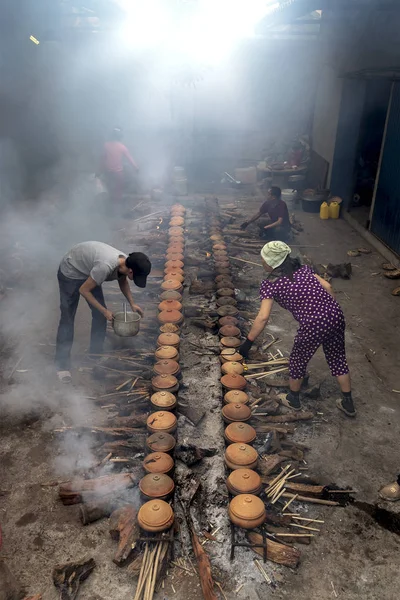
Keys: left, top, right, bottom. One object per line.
{"left": 278, "top": 393, "right": 302, "bottom": 412}
{"left": 336, "top": 398, "right": 356, "bottom": 417}
{"left": 57, "top": 370, "right": 72, "bottom": 384}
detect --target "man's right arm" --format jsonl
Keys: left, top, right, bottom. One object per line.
{"left": 241, "top": 202, "right": 268, "bottom": 229}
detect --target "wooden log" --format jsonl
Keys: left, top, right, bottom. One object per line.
{"left": 264, "top": 510, "right": 292, "bottom": 527}
{"left": 254, "top": 424, "right": 295, "bottom": 435}
{"left": 262, "top": 477, "right": 324, "bottom": 497}
{"left": 247, "top": 532, "right": 300, "bottom": 568}
{"left": 102, "top": 439, "right": 146, "bottom": 454}
{"left": 127, "top": 553, "right": 143, "bottom": 578}
{"left": 23, "top": 596, "right": 42, "bottom": 600}
{"left": 280, "top": 493, "right": 340, "bottom": 506}
{"left": 258, "top": 455, "right": 286, "bottom": 476}
{"left": 79, "top": 498, "right": 116, "bottom": 525}
{"left": 262, "top": 411, "right": 314, "bottom": 423}
{"left": 59, "top": 471, "right": 140, "bottom": 505}
{"left": 188, "top": 522, "right": 218, "bottom": 600}
{"left": 109, "top": 414, "right": 148, "bottom": 428}
{"left": 53, "top": 558, "right": 96, "bottom": 600}
{"left": 278, "top": 448, "right": 304, "bottom": 461}
{"left": 55, "top": 426, "right": 145, "bottom": 438}
{"left": 109, "top": 505, "right": 140, "bottom": 566}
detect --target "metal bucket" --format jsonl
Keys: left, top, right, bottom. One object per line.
{"left": 113, "top": 311, "right": 141, "bottom": 337}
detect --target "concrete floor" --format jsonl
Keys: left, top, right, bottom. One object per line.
{"left": 0, "top": 193, "right": 400, "bottom": 599}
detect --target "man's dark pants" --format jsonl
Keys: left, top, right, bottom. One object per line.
{"left": 55, "top": 270, "right": 107, "bottom": 370}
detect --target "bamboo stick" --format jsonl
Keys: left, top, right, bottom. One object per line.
{"left": 280, "top": 493, "right": 340, "bottom": 506}
{"left": 282, "top": 494, "right": 298, "bottom": 512}
{"left": 271, "top": 487, "right": 287, "bottom": 504}
{"left": 229, "top": 256, "right": 262, "bottom": 267}
{"left": 274, "top": 533, "right": 314, "bottom": 538}
{"left": 291, "top": 517, "right": 325, "bottom": 523}
{"left": 116, "top": 378, "right": 132, "bottom": 391}
{"left": 290, "top": 523, "right": 320, "bottom": 532}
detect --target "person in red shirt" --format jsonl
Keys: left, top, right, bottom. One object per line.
{"left": 98, "top": 128, "right": 138, "bottom": 203}
{"left": 240, "top": 186, "right": 291, "bottom": 241}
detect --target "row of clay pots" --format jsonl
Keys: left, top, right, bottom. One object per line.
{"left": 205, "top": 198, "right": 266, "bottom": 531}
{"left": 137, "top": 204, "right": 186, "bottom": 534}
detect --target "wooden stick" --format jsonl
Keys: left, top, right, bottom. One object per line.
{"left": 282, "top": 494, "right": 298, "bottom": 512}
{"left": 271, "top": 487, "right": 287, "bottom": 504}
{"left": 116, "top": 378, "right": 132, "bottom": 391}
{"left": 280, "top": 493, "right": 340, "bottom": 506}
{"left": 291, "top": 517, "right": 325, "bottom": 523}
{"left": 229, "top": 256, "right": 262, "bottom": 267}
{"left": 274, "top": 533, "right": 314, "bottom": 538}
{"left": 255, "top": 560, "right": 272, "bottom": 585}
{"left": 290, "top": 523, "right": 320, "bottom": 532}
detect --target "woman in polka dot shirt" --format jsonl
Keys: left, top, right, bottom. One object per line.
{"left": 239, "top": 241, "right": 356, "bottom": 417}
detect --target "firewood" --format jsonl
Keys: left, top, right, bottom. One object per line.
{"left": 247, "top": 532, "right": 300, "bottom": 568}
{"left": 109, "top": 505, "right": 140, "bottom": 566}
{"left": 264, "top": 510, "right": 292, "bottom": 527}
{"left": 79, "top": 498, "right": 116, "bottom": 525}
{"left": 258, "top": 455, "right": 286, "bottom": 476}
{"left": 263, "top": 411, "right": 314, "bottom": 423}
{"left": 55, "top": 426, "right": 145, "bottom": 438}
{"left": 278, "top": 448, "right": 304, "bottom": 461}
{"left": 102, "top": 439, "right": 146, "bottom": 454}
{"left": 110, "top": 414, "right": 148, "bottom": 428}
{"left": 59, "top": 471, "right": 140, "bottom": 505}
{"left": 265, "top": 525, "right": 311, "bottom": 545}
{"left": 254, "top": 424, "right": 295, "bottom": 434}
{"left": 52, "top": 558, "right": 96, "bottom": 600}
{"left": 280, "top": 493, "right": 339, "bottom": 506}
{"left": 127, "top": 553, "right": 143, "bottom": 578}
{"left": 23, "top": 596, "right": 42, "bottom": 600}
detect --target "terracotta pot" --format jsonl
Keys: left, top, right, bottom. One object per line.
{"left": 143, "top": 451, "right": 174, "bottom": 475}
{"left": 213, "top": 250, "right": 228, "bottom": 259}
{"left": 150, "top": 391, "right": 177, "bottom": 411}
{"left": 159, "top": 323, "right": 180, "bottom": 334}
{"left": 214, "top": 260, "right": 230, "bottom": 269}
{"left": 161, "top": 279, "right": 183, "bottom": 293}
{"left": 217, "top": 288, "right": 235, "bottom": 298}
{"left": 171, "top": 210, "right": 185, "bottom": 217}
{"left": 153, "top": 359, "right": 180, "bottom": 377}
{"left": 164, "top": 267, "right": 184, "bottom": 277}
{"left": 219, "top": 325, "right": 241, "bottom": 338}
{"left": 165, "top": 259, "right": 184, "bottom": 269}
{"left": 215, "top": 267, "right": 231, "bottom": 276}
{"left": 217, "top": 305, "right": 239, "bottom": 317}
{"left": 157, "top": 332, "right": 180, "bottom": 348}
{"left": 158, "top": 300, "right": 183, "bottom": 312}
{"left": 224, "top": 422, "right": 257, "bottom": 446}
{"left": 169, "top": 226, "right": 184, "bottom": 236}
{"left": 147, "top": 411, "right": 177, "bottom": 434}
{"left": 224, "top": 390, "right": 249, "bottom": 405}
{"left": 220, "top": 336, "right": 241, "bottom": 348}
{"left": 210, "top": 234, "right": 223, "bottom": 242}
{"left": 139, "top": 473, "right": 175, "bottom": 501}
{"left": 155, "top": 346, "right": 179, "bottom": 361}
{"left": 226, "top": 469, "right": 262, "bottom": 496}
{"left": 221, "top": 373, "right": 247, "bottom": 391}
{"left": 219, "top": 316, "right": 239, "bottom": 327}
{"left": 222, "top": 403, "right": 251, "bottom": 424}
{"left": 224, "top": 443, "right": 258, "bottom": 470}
{"left": 138, "top": 500, "right": 174, "bottom": 532}
{"left": 217, "top": 297, "right": 237, "bottom": 307}
{"left": 146, "top": 432, "right": 176, "bottom": 454}
{"left": 216, "top": 280, "right": 234, "bottom": 290}
{"left": 159, "top": 290, "right": 183, "bottom": 302}
{"left": 219, "top": 349, "right": 244, "bottom": 364}
{"left": 163, "top": 272, "right": 184, "bottom": 283}
{"left": 169, "top": 235, "right": 185, "bottom": 244}
{"left": 158, "top": 309, "right": 184, "bottom": 325}
{"left": 168, "top": 242, "right": 184, "bottom": 252}
{"left": 221, "top": 361, "right": 244, "bottom": 376}
{"left": 171, "top": 204, "right": 186, "bottom": 213}
{"left": 228, "top": 494, "right": 266, "bottom": 529}
{"left": 165, "top": 253, "right": 184, "bottom": 262}
{"left": 213, "top": 244, "right": 227, "bottom": 251}
{"left": 169, "top": 216, "right": 185, "bottom": 226}
{"left": 152, "top": 373, "right": 179, "bottom": 393}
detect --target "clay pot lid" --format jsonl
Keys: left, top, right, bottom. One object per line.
{"left": 171, "top": 203, "right": 185, "bottom": 212}
{"left": 158, "top": 300, "right": 183, "bottom": 312}
{"left": 216, "top": 267, "right": 231, "bottom": 276}
{"left": 217, "top": 305, "right": 239, "bottom": 317}
{"left": 217, "top": 288, "right": 235, "bottom": 298}
{"left": 221, "top": 361, "right": 244, "bottom": 376}
{"left": 143, "top": 451, "right": 174, "bottom": 474}
{"left": 171, "top": 209, "right": 185, "bottom": 216}
{"left": 210, "top": 234, "right": 223, "bottom": 241}
{"left": 220, "top": 336, "right": 241, "bottom": 348}
{"left": 165, "top": 253, "right": 184, "bottom": 262}
{"left": 161, "top": 279, "right": 182, "bottom": 292}
{"left": 153, "top": 359, "right": 180, "bottom": 376}
{"left": 169, "top": 226, "right": 184, "bottom": 236}
{"left": 146, "top": 432, "right": 176, "bottom": 453}
{"left": 169, "top": 216, "right": 185, "bottom": 226}
{"left": 225, "top": 422, "right": 256, "bottom": 445}
{"left": 165, "top": 259, "right": 184, "bottom": 269}
{"left": 216, "top": 280, "right": 234, "bottom": 290}
{"left": 226, "top": 469, "right": 262, "bottom": 495}
{"left": 159, "top": 290, "right": 182, "bottom": 302}
{"left": 229, "top": 494, "right": 265, "bottom": 521}
{"left": 214, "top": 250, "right": 228, "bottom": 257}
{"left": 221, "top": 373, "right": 247, "bottom": 390}
{"left": 158, "top": 309, "right": 184, "bottom": 324}
{"left": 138, "top": 500, "right": 174, "bottom": 531}
{"left": 219, "top": 316, "right": 239, "bottom": 327}
{"left": 155, "top": 346, "right": 179, "bottom": 360}
{"left": 225, "top": 443, "right": 258, "bottom": 467}
{"left": 168, "top": 242, "right": 184, "bottom": 251}
{"left": 151, "top": 391, "right": 177, "bottom": 409}
{"left": 217, "top": 297, "right": 237, "bottom": 307}
{"left": 222, "top": 403, "right": 251, "bottom": 422}
{"left": 151, "top": 373, "right": 179, "bottom": 390}
{"left": 213, "top": 244, "right": 227, "bottom": 251}
{"left": 219, "top": 325, "right": 241, "bottom": 338}
{"left": 163, "top": 272, "right": 184, "bottom": 283}
{"left": 159, "top": 323, "right": 180, "bottom": 334}
{"left": 139, "top": 473, "right": 175, "bottom": 498}
{"left": 220, "top": 349, "right": 243, "bottom": 364}
{"left": 157, "top": 332, "right": 180, "bottom": 347}
{"left": 169, "top": 235, "right": 185, "bottom": 244}
{"left": 224, "top": 390, "right": 249, "bottom": 404}
{"left": 147, "top": 411, "right": 177, "bottom": 432}
{"left": 214, "top": 261, "right": 230, "bottom": 269}
{"left": 164, "top": 266, "right": 184, "bottom": 277}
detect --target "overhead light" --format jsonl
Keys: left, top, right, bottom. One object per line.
{"left": 30, "top": 35, "right": 40, "bottom": 45}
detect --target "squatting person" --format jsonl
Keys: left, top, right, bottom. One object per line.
{"left": 55, "top": 241, "right": 151, "bottom": 383}
{"left": 240, "top": 186, "right": 291, "bottom": 241}
{"left": 239, "top": 241, "right": 356, "bottom": 417}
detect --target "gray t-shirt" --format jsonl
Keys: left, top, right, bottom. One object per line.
{"left": 60, "top": 242, "right": 126, "bottom": 286}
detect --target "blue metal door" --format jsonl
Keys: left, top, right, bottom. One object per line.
{"left": 371, "top": 83, "right": 400, "bottom": 255}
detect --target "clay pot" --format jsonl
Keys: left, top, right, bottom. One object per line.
{"left": 215, "top": 274, "right": 231, "bottom": 284}
{"left": 150, "top": 391, "right": 177, "bottom": 411}
{"left": 138, "top": 500, "right": 174, "bottom": 532}
{"left": 221, "top": 373, "right": 247, "bottom": 391}
{"left": 171, "top": 210, "right": 185, "bottom": 217}
{"left": 220, "top": 336, "right": 241, "bottom": 348}
{"left": 157, "top": 332, "right": 180, "bottom": 348}
{"left": 163, "top": 272, "right": 184, "bottom": 283}
{"left": 217, "top": 297, "right": 237, "bottom": 307}
{"left": 224, "top": 422, "right": 257, "bottom": 446}
{"left": 158, "top": 300, "right": 183, "bottom": 312}
{"left": 164, "top": 267, "right": 184, "bottom": 277}
{"left": 165, "top": 253, "right": 184, "bottom": 262}
{"left": 216, "top": 280, "right": 234, "bottom": 290}
{"left": 143, "top": 452, "right": 174, "bottom": 475}
{"left": 228, "top": 494, "right": 266, "bottom": 529}
{"left": 146, "top": 432, "right": 176, "bottom": 454}
{"left": 159, "top": 290, "right": 183, "bottom": 302}
{"left": 147, "top": 411, "right": 177, "bottom": 434}
{"left": 214, "top": 250, "right": 228, "bottom": 259}
{"left": 169, "top": 216, "right": 185, "bottom": 226}
{"left": 224, "top": 443, "right": 258, "bottom": 470}
{"left": 215, "top": 267, "right": 231, "bottom": 276}
{"left": 219, "top": 316, "right": 239, "bottom": 327}
{"left": 219, "top": 325, "right": 241, "bottom": 338}
{"left": 222, "top": 403, "right": 251, "bottom": 424}
{"left": 210, "top": 234, "right": 223, "bottom": 242}
{"left": 213, "top": 244, "right": 227, "bottom": 251}
{"left": 214, "top": 261, "right": 230, "bottom": 269}
{"left": 171, "top": 204, "right": 186, "bottom": 213}
{"left": 158, "top": 309, "right": 184, "bottom": 325}
{"left": 220, "top": 349, "right": 244, "bottom": 364}
{"left": 168, "top": 243, "right": 184, "bottom": 252}
{"left": 224, "top": 390, "right": 249, "bottom": 405}
{"left": 139, "top": 473, "right": 175, "bottom": 501}
{"left": 151, "top": 374, "right": 179, "bottom": 393}
{"left": 169, "top": 234, "right": 185, "bottom": 243}
{"left": 217, "top": 306, "right": 239, "bottom": 317}
{"left": 155, "top": 346, "right": 179, "bottom": 361}
{"left": 159, "top": 323, "right": 180, "bottom": 334}
{"left": 221, "top": 361, "right": 244, "bottom": 376}
{"left": 226, "top": 469, "right": 262, "bottom": 496}
{"left": 169, "top": 226, "right": 184, "bottom": 236}
{"left": 153, "top": 360, "right": 180, "bottom": 377}
{"left": 217, "top": 288, "right": 235, "bottom": 298}
{"left": 165, "top": 259, "right": 184, "bottom": 269}
{"left": 161, "top": 279, "right": 183, "bottom": 294}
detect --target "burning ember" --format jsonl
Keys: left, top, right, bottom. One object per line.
{"left": 206, "top": 251, "right": 211, "bottom": 258}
